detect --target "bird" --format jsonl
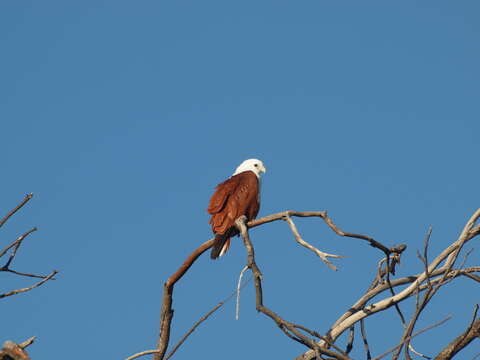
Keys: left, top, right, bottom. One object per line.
{"left": 208, "top": 159, "right": 267, "bottom": 259}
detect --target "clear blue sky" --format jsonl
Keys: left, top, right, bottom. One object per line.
{"left": 1, "top": 1, "right": 479, "bottom": 359}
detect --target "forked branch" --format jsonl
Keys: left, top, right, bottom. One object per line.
{"left": 435, "top": 305, "right": 480, "bottom": 359}
{"left": 1, "top": 194, "right": 58, "bottom": 302}
{"left": 298, "top": 208, "right": 480, "bottom": 360}
{"left": 152, "top": 209, "right": 389, "bottom": 360}
{"left": 151, "top": 208, "right": 479, "bottom": 360}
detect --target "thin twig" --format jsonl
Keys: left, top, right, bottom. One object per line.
{"left": 408, "top": 344, "right": 431, "bottom": 359}
{"left": 125, "top": 349, "right": 160, "bottom": 360}
{"left": 372, "top": 316, "right": 452, "bottom": 360}
{"left": 1, "top": 227, "right": 37, "bottom": 267}
{"left": 397, "top": 215, "right": 477, "bottom": 359}
{"left": 1, "top": 268, "right": 56, "bottom": 279}
{"left": 394, "top": 228, "right": 433, "bottom": 360}
{"left": 0, "top": 193, "right": 33, "bottom": 228}
{"left": 360, "top": 319, "right": 372, "bottom": 360}
{"left": 236, "top": 216, "right": 351, "bottom": 360}
{"left": 345, "top": 325, "right": 354, "bottom": 354}
{"left": 0, "top": 270, "right": 58, "bottom": 299}
{"left": 421, "top": 227, "right": 433, "bottom": 290}
{"left": 370, "top": 258, "right": 387, "bottom": 290}
{"left": 165, "top": 302, "right": 224, "bottom": 360}
{"left": 384, "top": 252, "right": 407, "bottom": 331}
{"left": 284, "top": 215, "right": 343, "bottom": 271}
{"left": 248, "top": 210, "right": 401, "bottom": 257}
{"left": 165, "top": 274, "right": 252, "bottom": 360}
{"left": 292, "top": 323, "right": 349, "bottom": 356}
{"left": 154, "top": 209, "right": 403, "bottom": 360}
{"left": 153, "top": 240, "right": 253, "bottom": 360}
{"left": 393, "top": 230, "right": 438, "bottom": 360}
{"left": 299, "top": 209, "right": 480, "bottom": 360}
{"left": 236, "top": 265, "right": 249, "bottom": 320}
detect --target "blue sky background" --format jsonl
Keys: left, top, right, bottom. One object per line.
{"left": 1, "top": 1, "right": 479, "bottom": 359}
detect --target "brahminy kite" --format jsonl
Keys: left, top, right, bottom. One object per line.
{"left": 208, "top": 159, "right": 267, "bottom": 259}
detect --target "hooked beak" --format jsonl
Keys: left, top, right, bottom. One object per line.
{"left": 261, "top": 165, "right": 267, "bottom": 173}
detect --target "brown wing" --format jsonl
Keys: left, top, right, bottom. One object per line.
{"left": 208, "top": 171, "right": 260, "bottom": 235}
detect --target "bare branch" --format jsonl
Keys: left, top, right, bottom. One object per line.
{"left": 1, "top": 227, "right": 37, "bottom": 267}
{"left": 153, "top": 238, "right": 255, "bottom": 360}
{"left": 383, "top": 252, "right": 407, "bottom": 340}
{"left": 166, "top": 239, "right": 214, "bottom": 288}
{"left": 248, "top": 210, "right": 403, "bottom": 258}
{"left": 299, "top": 209, "right": 480, "bottom": 360}
{"left": 0, "top": 193, "right": 33, "bottom": 228}
{"left": 359, "top": 319, "right": 372, "bottom": 360}
{"left": 125, "top": 350, "right": 160, "bottom": 360}
{"left": 153, "top": 209, "right": 366, "bottom": 360}
{"left": 434, "top": 305, "right": 480, "bottom": 359}
{"left": 154, "top": 238, "right": 214, "bottom": 360}
{"left": 345, "top": 325, "right": 354, "bottom": 355}
{"left": 331, "top": 209, "right": 479, "bottom": 340}
{"left": 420, "top": 227, "right": 433, "bottom": 290}
{"left": 1, "top": 194, "right": 58, "bottom": 304}
{"left": 395, "top": 228, "right": 435, "bottom": 359}
{"left": 151, "top": 208, "right": 480, "bottom": 360}
{"left": 0, "top": 270, "right": 58, "bottom": 299}
{"left": 408, "top": 344, "right": 431, "bottom": 359}
{"left": 236, "top": 216, "right": 352, "bottom": 360}
{"left": 470, "top": 224, "right": 480, "bottom": 238}
{"left": 165, "top": 302, "right": 224, "bottom": 360}
{"left": 236, "top": 265, "right": 249, "bottom": 320}
{"left": 372, "top": 316, "right": 452, "bottom": 360}
{"left": 1, "top": 268, "right": 56, "bottom": 279}
{"left": 284, "top": 215, "right": 343, "bottom": 271}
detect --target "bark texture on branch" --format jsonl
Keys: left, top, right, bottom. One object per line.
{"left": 435, "top": 316, "right": 480, "bottom": 359}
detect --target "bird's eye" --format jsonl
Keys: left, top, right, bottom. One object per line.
{"left": 254, "top": 164, "right": 258, "bottom": 167}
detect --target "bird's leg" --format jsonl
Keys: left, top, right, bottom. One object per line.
{"left": 235, "top": 215, "right": 248, "bottom": 228}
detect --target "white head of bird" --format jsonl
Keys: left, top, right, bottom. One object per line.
{"left": 233, "top": 159, "right": 267, "bottom": 178}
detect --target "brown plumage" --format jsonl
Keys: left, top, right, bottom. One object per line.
{"left": 208, "top": 171, "right": 260, "bottom": 259}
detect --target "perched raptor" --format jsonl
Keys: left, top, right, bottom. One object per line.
{"left": 208, "top": 159, "right": 267, "bottom": 259}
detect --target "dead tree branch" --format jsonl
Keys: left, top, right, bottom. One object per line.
{"left": 298, "top": 208, "right": 480, "bottom": 360}
{"left": 0, "top": 270, "right": 58, "bottom": 299}
{"left": 165, "top": 302, "right": 223, "bottom": 360}
{"left": 125, "top": 350, "right": 160, "bottom": 360}
{"left": 1, "top": 194, "right": 58, "bottom": 302}
{"left": 372, "top": 316, "right": 452, "bottom": 360}
{"left": 1, "top": 228, "right": 37, "bottom": 269}
{"left": 284, "top": 215, "right": 343, "bottom": 271}
{"left": 153, "top": 209, "right": 387, "bottom": 360}
{"left": 235, "top": 215, "right": 352, "bottom": 360}
{"left": 0, "top": 194, "right": 33, "bottom": 228}
{"left": 150, "top": 208, "right": 479, "bottom": 360}
{"left": 434, "top": 305, "right": 480, "bottom": 359}
{"left": 154, "top": 238, "right": 214, "bottom": 360}
{"left": 1, "top": 194, "right": 58, "bottom": 360}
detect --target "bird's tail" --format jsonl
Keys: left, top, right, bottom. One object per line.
{"left": 210, "top": 233, "right": 231, "bottom": 259}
